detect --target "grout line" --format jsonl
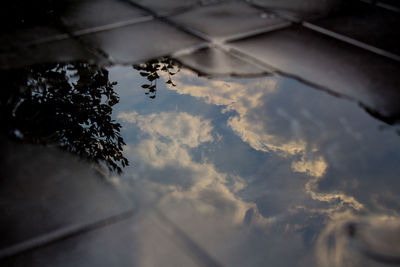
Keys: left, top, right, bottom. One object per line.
{"left": 302, "top": 22, "right": 400, "bottom": 62}
{"left": 171, "top": 42, "right": 210, "bottom": 57}
{"left": 29, "top": 16, "right": 154, "bottom": 46}
{"left": 223, "top": 21, "right": 292, "bottom": 43}
{"left": 27, "top": 33, "right": 70, "bottom": 46}
{"left": 358, "top": 0, "right": 400, "bottom": 12}
{"left": 123, "top": 0, "right": 291, "bottom": 49}
{"left": 122, "top": 0, "right": 211, "bottom": 43}
{"left": 226, "top": 45, "right": 356, "bottom": 101}
{"left": 0, "top": 209, "right": 136, "bottom": 260}
{"left": 376, "top": 1, "right": 400, "bottom": 12}
{"left": 71, "top": 16, "right": 154, "bottom": 37}
{"left": 244, "top": 0, "right": 303, "bottom": 23}
{"left": 358, "top": 0, "right": 374, "bottom": 4}
{"left": 215, "top": 44, "right": 275, "bottom": 73}
{"left": 153, "top": 209, "right": 225, "bottom": 267}
{"left": 225, "top": 45, "right": 399, "bottom": 124}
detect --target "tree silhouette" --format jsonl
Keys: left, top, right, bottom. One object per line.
{"left": 133, "top": 57, "right": 181, "bottom": 99}
{"left": 0, "top": 62, "right": 128, "bottom": 174}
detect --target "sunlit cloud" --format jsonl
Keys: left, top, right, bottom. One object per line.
{"left": 293, "top": 156, "right": 363, "bottom": 211}
{"left": 165, "top": 70, "right": 364, "bottom": 215}
{"left": 228, "top": 115, "right": 306, "bottom": 156}
{"left": 118, "top": 111, "right": 214, "bottom": 148}
{"left": 169, "top": 70, "right": 306, "bottom": 157}
{"left": 118, "top": 109, "right": 273, "bottom": 228}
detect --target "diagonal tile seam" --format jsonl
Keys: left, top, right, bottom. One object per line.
{"left": 124, "top": 0, "right": 227, "bottom": 18}
{"left": 220, "top": 21, "right": 292, "bottom": 44}
{"left": 171, "top": 20, "right": 292, "bottom": 48}
{"left": 359, "top": 0, "right": 400, "bottom": 13}
{"left": 243, "top": 0, "right": 307, "bottom": 23}
{"left": 225, "top": 43, "right": 399, "bottom": 124}
{"left": 246, "top": 0, "right": 400, "bottom": 61}
{"left": 375, "top": 1, "right": 400, "bottom": 12}
{"left": 302, "top": 22, "right": 400, "bottom": 62}
{"left": 28, "top": 16, "right": 154, "bottom": 46}
{"left": 224, "top": 44, "right": 358, "bottom": 101}
{"left": 0, "top": 209, "right": 137, "bottom": 261}
{"left": 124, "top": 0, "right": 291, "bottom": 47}
{"left": 9, "top": 17, "right": 156, "bottom": 66}
{"left": 174, "top": 44, "right": 273, "bottom": 78}
{"left": 122, "top": 0, "right": 213, "bottom": 43}
{"left": 152, "top": 209, "right": 225, "bottom": 267}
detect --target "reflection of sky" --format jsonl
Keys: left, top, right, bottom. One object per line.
{"left": 109, "top": 66, "right": 400, "bottom": 266}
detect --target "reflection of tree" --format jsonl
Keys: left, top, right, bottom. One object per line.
{"left": 0, "top": 62, "right": 128, "bottom": 174}
{"left": 133, "top": 57, "right": 181, "bottom": 99}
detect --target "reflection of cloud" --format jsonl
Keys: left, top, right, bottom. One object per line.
{"left": 118, "top": 111, "right": 214, "bottom": 148}
{"left": 306, "top": 178, "right": 363, "bottom": 211}
{"left": 292, "top": 155, "right": 327, "bottom": 178}
{"left": 291, "top": 155, "right": 363, "bottom": 212}
{"left": 316, "top": 212, "right": 400, "bottom": 267}
{"left": 118, "top": 110, "right": 272, "bottom": 228}
{"left": 228, "top": 115, "right": 306, "bottom": 155}
{"left": 169, "top": 71, "right": 307, "bottom": 157}
{"left": 167, "top": 70, "right": 362, "bottom": 214}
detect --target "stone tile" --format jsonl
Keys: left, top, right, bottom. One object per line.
{"left": 79, "top": 20, "right": 204, "bottom": 64}
{"left": 176, "top": 46, "right": 270, "bottom": 77}
{"left": 1, "top": 212, "right": 203, "bottom": 267}
{"left": 0, "top": 26, "right": 65, "bottom": 53}
{"left": 170, "top": 1, "right": 288, "bottom": 41}
{"left": 128, "top": 0, "right": 200, "bottom": 16}
{"left": 378, "top": 0, "right": 400, "bottom": 8}
{"left": 229, "top": 26, "right": 400, "bottom": 122}
{"left": 0, "top": 140, "right": 131, "bottom": 251}
{"left": 0, "top": 38, "right": 102, "bottom": 70}
{"left": 247, "top": 0, "right": 341, "bottom": 21}
{"left": 309, "top": 0, "right": 400, "bottom": 56}
{"left": 0, "top": 1, "right": 77, "bottom": 52}
{"left": 60, "top": 0, "right": 151, "bottom": 33}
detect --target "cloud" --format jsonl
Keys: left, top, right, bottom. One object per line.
{"left": 316, "top": 212, "right": 400, "bottom": 267}
{"left": 118, "top": 111, "right": 214, "bottom": 148}
{"left": 118, "top": 109, "right": 272, "bottom": 229}
{"left": 168, "top": 71, "right": 306, "bottom": 157}
{"left": 166, "top": 70, "right": 363, "bottom": 215}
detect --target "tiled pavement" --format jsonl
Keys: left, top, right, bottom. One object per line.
{"left": 1, "top": 0, "right": 399, "bottom": 266}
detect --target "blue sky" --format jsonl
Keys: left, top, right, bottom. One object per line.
{"left": 106, "top": 64, "right": 400, "bottom": 267}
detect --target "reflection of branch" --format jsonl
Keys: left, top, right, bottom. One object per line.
{"left": 0, "top": 62, "right": 129, "bottom": 174}
{"left": 133, "top": 57, "right": 181, "bottom": 99}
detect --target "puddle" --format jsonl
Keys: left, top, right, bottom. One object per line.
{"left": 1, "top": 57, "right": 400, "bottom": 266}
{"left": 1, "top": 1, "right": 400, "bottom": 266}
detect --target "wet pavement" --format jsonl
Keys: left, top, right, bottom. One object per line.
{"left": 1, "top": 0, "right": 400, "bottom": 267}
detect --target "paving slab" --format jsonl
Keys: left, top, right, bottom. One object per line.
{"left": 0, "top": 1, "right": 76, "bottom": 51}
{"left": 378, "top": 0, "right": 400, "bottom": 8}
{"left": 247, "top": 0, "right": 342, "bottom": 21}
{"left": 0, "top": 26, "right": 64, "bottom": 53}
{"left": 128, "top": 0, "right": 201, "bottom": 16}
{"left": 176, "top": 46, "right": 270, "bottom": 77}
{"left": 309, "top": 0, "right": 400, "bottom": 56}
{"left": 170, "top": 1, "right": 289, "bottom": 42}
{"left": 229, "top": 26, "right": 400, "bottom": 122}
{"left": 79, "top": 19, "right": 204, "bottom": 64}
{"left": 0, "top": 38, "right": 103, "bottom": 70}
{"left": 0, "top": 139, "right": 132, "bottom": 254}
{"left": 1, "top": 211, "right": 204, "bottom": 267}
{"left": 60, "top": 0, "right": 151, "bottom": 33}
